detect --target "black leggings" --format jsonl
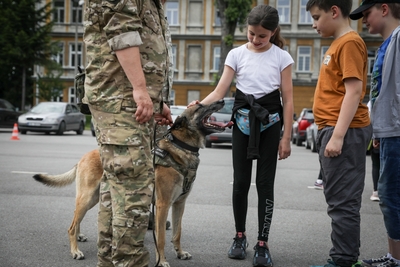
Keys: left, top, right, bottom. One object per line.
{"left": 232, "top": 121, "right": 281, "bottom": 242}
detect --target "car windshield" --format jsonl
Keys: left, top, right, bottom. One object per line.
{"left": 304, "top": 112, "right": 314, "bottom": 119}
{"left": 31, "top": 103, "right": 64, "bottom": 114}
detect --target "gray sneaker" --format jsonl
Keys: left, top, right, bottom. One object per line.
{"left": 375, "top": 259, "right": 400, "bottom": 267}
{"left": 253, "top": 241, "right": 273, "bottom": 267}
{"left": 228, "top": 232, "right": 248, "bottom": 259}
{"left": 362, "top": 255, "right": 390, "bottom": 266}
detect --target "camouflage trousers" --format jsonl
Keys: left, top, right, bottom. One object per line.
{"left": 97, "top": 142, "right": 154, "bottom": 267}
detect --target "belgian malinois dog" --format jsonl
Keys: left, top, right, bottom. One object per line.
{"left": 33, "top": 100, "right": 232, "bottom": 267}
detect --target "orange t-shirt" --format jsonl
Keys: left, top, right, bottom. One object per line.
{"left": 313, "top": 31, "right": 370, "bottom": 129}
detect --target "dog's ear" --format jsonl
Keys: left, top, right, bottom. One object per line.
{"left": 170, "top": 115, "right": 187, "bottom": 130}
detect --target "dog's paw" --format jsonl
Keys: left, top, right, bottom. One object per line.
{"left": 158, "top": 261, "right": 171, "bottom": 267}
{"left": 77, "top": 234, "right": 88, "bottom": 242}
{"left": 176, "top": 251, "right": 192, "bottom": 260}
{"left": 72, "top": 250, "right": 85, "bottom": 260}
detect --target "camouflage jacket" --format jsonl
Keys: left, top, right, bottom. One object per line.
{"left": 83, "top": 0, "right": 170, "bottom": 114}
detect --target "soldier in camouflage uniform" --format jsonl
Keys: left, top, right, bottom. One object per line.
{"left": 83, "top": 0, "right": 172, "bottom": 266}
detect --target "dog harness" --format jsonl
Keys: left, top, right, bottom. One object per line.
{"left": 153, "top": 133, "right": 200, "bottom": 198}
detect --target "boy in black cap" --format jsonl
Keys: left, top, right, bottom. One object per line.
{"left": 306, "top": 0, "right": 372, "bottom": 266}
{"left": 350, "top": 1, "right": 400, "bottom": 267}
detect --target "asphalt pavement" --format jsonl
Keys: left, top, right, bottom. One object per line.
{"left": 0, "top": 129, "right": 386, "bottom": 267}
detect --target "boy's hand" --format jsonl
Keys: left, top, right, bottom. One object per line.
{"left": 324, "top": 136, "right": 343, "bottom": 157}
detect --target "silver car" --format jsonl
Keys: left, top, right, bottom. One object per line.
{"left": 18, "top": 102, "right": 86, "bottom": 135}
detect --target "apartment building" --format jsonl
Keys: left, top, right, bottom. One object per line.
{"left": 48, "top": 0, "right": 381, "bottom": 116}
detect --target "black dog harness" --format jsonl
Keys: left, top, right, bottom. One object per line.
{"left": 153, "top": 132, "right": 200, "bottom": 198}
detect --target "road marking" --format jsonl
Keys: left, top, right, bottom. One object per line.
{"left": 229, "top": 182, "right": 256, "bottom": 186}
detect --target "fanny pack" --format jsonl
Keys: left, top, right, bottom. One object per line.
{"left": 235, "top": 108, "right": 280, "bottom": 135}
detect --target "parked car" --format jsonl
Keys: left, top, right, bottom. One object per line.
{"left": 18, "top": 102, "right": 86, "bottom": 135}
{"left": 0, "top": 98, "right": 22, "bottom": 128}
{"left": 305, "top": 122, "right": 318, "bottom": 152}
{"left": 205, "top": 97, "right": 234, "bottom": 148}
{"left": 170, "top": 105, "right": 187, "bottom": 122}
{"left": 292, "top": 108, "right": 314, "bottom": 146}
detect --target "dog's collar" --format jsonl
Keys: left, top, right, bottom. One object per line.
{"left": 165, "top": 132, "right": 199, "bottom": 153}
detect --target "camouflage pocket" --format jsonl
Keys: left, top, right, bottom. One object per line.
{"left": 75, "top": 67, "right": 91, "bottom": 115}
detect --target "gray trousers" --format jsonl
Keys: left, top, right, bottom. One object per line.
{"left": 317, "top": 125, "right": 372, "bottom": 266}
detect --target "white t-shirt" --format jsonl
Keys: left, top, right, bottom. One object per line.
{"left": 225, "top": 43, "right": 294, "bottom": 99}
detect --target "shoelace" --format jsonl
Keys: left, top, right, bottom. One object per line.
{"left": 256, "top": 244, "right": 267, "bottom": 257}
{"left": 233, "top": 237, "right": 245, "bottom": 249}
{"left": 371, "top": 256, "right": 390, "bottom": 263}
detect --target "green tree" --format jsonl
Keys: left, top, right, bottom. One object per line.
{"left": 214, "top": 0, "right": 253, "bottom": 90}
{"left": 0, "top": 0, "right": 60, "bottom": 111}
{"left": 36, "top": 60, "right": 64, "bottom": 101}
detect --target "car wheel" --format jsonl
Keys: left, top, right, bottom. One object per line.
{"left": 205, "top": 140, "right": 212, "bottom": 148}
{"left": 311, "top": 139, "right": 317, "bottom": 152}
{"left": 57, "top": 121, "right": 66, "bottom": 135}
{"left": 91, "top": 129, "right": 96, "bottom": 137}
{"left": 291, "top": 134, "right": 296, "bottom": 144}
{"left": 76, "top": 121, "right": 84, "bottom": 135}
{"left": 296, "top": 136, "right": 302, "bottom": 146}
{"left": 20, "top": 130, "right": 27, "bottom": 135}
{"left": 305, "top": 139, "right": 311, "bottom": 149}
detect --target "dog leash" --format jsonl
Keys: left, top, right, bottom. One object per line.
{"left": 152, "top": 123, "right": 161, "bottom": 267}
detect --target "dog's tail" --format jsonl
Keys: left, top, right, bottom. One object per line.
{"left": 33, "top": 165, "right": 77, "bottom": 187}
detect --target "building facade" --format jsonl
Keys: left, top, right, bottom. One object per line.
{"left": 48, "top": 0, "right": 381, "bottom": 116}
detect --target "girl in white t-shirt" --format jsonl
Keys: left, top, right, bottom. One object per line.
{"left": 189, "top": 5, "right": 293, "bottom": 267}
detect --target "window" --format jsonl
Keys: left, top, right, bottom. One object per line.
{"left": 52, "top": 43, "right": 64, "bottom": 66}
{"left": 69, "top": 87, "right": 76, "bottom": 104}
{"left": 71, "top": 1, "right": 83, "bottom": 23}
{"left": 71, "top": 105, "right": 80, "bottom": 113}
{"left": 297, "top": 46, "right": 311, "bottom": 72}
{"left": 212, "top": 46, "right": 221, "bottom": 71}
{"left": 53, "top": 0, "right": 65, "bottom": 23}
{"left": 299, "top": 0, "right": 313, "bottom": 24}
{"left": 188, "top": 0, "right": 203, "bottom": 26}
{"left": 277, "top": 0, "right": 291, "bottom": 24}
{"left": 187, "top": 45, "right": 202, "bottom": 72}
{"left": 171, "top": 44, "right": 177, "bottom": 71}
{"left": 187, "top": 90, "right": 200, "bottom": 104}
{"left": 69, "top": 43, "right": 82, "bottom": 68}
{"left": 165, "top": 1, "right": 179, "bottom": 26}
{"left": 321, "top": 46, "right": 329, "bottom": 63}
{"left": 214, "top": 9, "right": 221, "bottom": 26}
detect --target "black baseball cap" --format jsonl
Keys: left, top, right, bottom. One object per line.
{"left": 349, "top": 0, "right": 400, "bottom": 20}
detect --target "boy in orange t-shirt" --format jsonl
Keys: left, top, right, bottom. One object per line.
{"left": 306, "top": 1, "right": 372, "bottom": 267}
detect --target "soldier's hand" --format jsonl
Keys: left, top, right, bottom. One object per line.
{"left": 154, "top": 103, "right": 173, "bottom": 126}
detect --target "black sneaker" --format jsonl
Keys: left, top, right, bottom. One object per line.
{"left": 253, "top": 241, "right": 273, "bottom": 267}
{"left": 228, "top": 232, "right": 248, "bottom": 259}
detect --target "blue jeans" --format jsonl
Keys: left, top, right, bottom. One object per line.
{"left": 379, "top": 137, "right": 400, "bottom": 241}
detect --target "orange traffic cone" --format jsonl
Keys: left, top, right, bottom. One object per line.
{"left": 10, "top": 123, "right": 20, "bottom": 140}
